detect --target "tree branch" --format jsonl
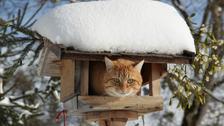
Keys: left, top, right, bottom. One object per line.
{"left": 171, "top": 0, "right": 193, "bottom": 29}
{"left": 202, "top": 87, "right": 224, "bottom": 104}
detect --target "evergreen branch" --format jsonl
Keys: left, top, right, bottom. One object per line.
{"left": 0, "top": 17, "right": 42, "bottom": 40}
{"left": 23, "top": 2, "right": 45, "bottom": 27}
{"left": 0, "top": 83, "right": 17, "bottom": 98}
{"left": 18, "top": 3, "right": 29, "bottom": 26}
{"left": 28, "top": 42, "right": 44, "bottom": 66}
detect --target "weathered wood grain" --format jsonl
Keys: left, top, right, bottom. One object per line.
{"left": 80, "top": 61, "right": 89, "bottom": 96}
{"left": 74, "top": 96, "right": 163, "bottom": 113}
{"left": 38, "top": 47, "right": 61, "bottom": 76}
{"left": 85, "top": 111, "right": 138, "bottom": 121}
{"left": 62, "top": 50, "right": 194, "bottom": 64}
{"left": 149, "top": 64, "right": 162, "bottom": 96}
{"left": 60, "top": 59, "right": 75, "bottom": 102}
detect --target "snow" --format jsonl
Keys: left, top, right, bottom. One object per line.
{"left": 0, "top": 96, "right": 40, "bottom": 109}
{"left": 19, "top": 110, "right": 32, "bottom": 118}
{"left": 0, "top": 78, "right": 3, "bottom": 94}
{"left": 0, "top": 97, "right": 13, "bottom": 106}
{"left": 0, "top": 68, "right": 3, "bottom": 75}
{"left": 25, "top": 90, "right": 35, "bottom": 95}
{"left": 32, "top": 0, "right": 195, "bottom": 55}
{"left": 53, "top": 90, "right": 60, "bottom": 101}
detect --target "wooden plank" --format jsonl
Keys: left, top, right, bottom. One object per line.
{"left": 42, "top": 41, "right": 194, "bottom": 64}
{"left": 43, "top": 38, "right": 62, "bottom": 59}
{"left": 109, "top": 118, "right": 128, "bottom": 126}
{"left": 99, "top": 118, "right": 128, "bottom": 126}
{"left": 99, "top": 119, "right": 127, "bottom": 126}
{"left": 75, "top": 96, "right": 163, "bottom": 113}
{"left": 38, "top": 47, "right": 61, "bottom": 77}
{"left": 149, "top": 64, "right": 162, "bottom": 96}
{"left": 60, "top": 59, "right": 75, "bottom": 102}
{"left": 80, "top": 61, "right": 89, "bottom": 96}
{"left": 85, "top": 111, "right": 138, "bottom": 121}
{"left": 99, "top": 120, "right": 107, "bottom": 126}
{"left": 62, "top": 50, "right": 194, "bottom": 64}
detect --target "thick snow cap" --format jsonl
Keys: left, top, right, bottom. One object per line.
{"left": 32, "top": 0, "right": 195, "bottom": 55}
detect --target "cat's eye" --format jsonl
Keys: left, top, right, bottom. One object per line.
{"left": 127, "top": 79, "right": 135, "bottom": 84}
{"left": 113, "top": 78, "right": 120, "bottom": 84}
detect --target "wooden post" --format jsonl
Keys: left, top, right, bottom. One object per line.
{"left": 85, "top": 111, "right": 138, "bottom": 126}
{"left": 80, "top": 61, "right": 89, "bottom": 96}
{"left": 99, "top": 118, "right": 128, "bottom": 126}
{"left": 99, "top": 120, "right": 108, "bottom": 126}
{"left": 149, "top": 63, "right": 162, "bottom": 96}
{"left": 60, "top": 59, "right": 75, "bottom": 102}
{"left": 109, "top": 118, "right": 128, "bottom": 126}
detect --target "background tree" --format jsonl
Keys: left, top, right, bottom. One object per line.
{"left": 164, "top": 0, "right": 224, "bottom": 126}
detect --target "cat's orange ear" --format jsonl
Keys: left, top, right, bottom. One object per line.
{"left": 105, "top": 57, "right": 113, "bottom": 71}
{"left": 134, "top": 60, "right": 144, "bottom": 72}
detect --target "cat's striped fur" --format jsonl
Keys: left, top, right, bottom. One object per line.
{"left": 103, "top": 57, "right": 144, "bottom": 97}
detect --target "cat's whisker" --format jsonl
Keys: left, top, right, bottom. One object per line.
{"left": 104, "top": 85, "right": 114, "bottom": 88}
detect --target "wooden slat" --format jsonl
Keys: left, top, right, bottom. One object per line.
{"left": 99, "top": 120, "right": 107, "bottom": 126}
{"left": 62, "top": 50, "right": 194, "bottom": 64}
{"left": 75, "top": 96, "right": 163, "bottom": 113}
{"left": 60, "top": 59, "right": 75, "bottom": 102}
{"left": 44, "top": 38, "right": 62, "bottom": 59}
{"left": 85, "top": 111, "right": 138, "bottom": 121}
{"left": 38, "top": 47, "right": 61, "bottom": 76}
{"left": 149, "top": 64, "right": 162, "bottom": 96}
{"left": 40, "top": 42, "right": 193, "bottom": 77}
{"left": 109, "top": 118, "right": 128, "bottom": 126}
{"left": 43, "top": 40, "right": 194, "bottom": 64}
{"left": 99, "top": 119, "right": 127, "bottom": 126}
{"left": 80, "top": 61, "right": 89, "bottom": 96}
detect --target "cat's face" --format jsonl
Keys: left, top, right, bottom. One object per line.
{"left": 103, "top": 57, "right": 144, "bottom": 97}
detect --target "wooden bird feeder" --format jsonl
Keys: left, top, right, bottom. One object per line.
{"left": 39, "top": 39, "right": 194, "bottom": 126}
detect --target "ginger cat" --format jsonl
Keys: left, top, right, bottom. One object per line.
{"left": 90, "top": 57, "right": 144, "bottom": 97}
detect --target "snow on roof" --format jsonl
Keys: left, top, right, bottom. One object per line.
{"left": 32, "top": 0, "right": 195, "bottom": 55}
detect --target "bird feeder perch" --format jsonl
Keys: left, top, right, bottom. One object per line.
{"left": 39, "top": 39, "right": 194, "bottom": 126}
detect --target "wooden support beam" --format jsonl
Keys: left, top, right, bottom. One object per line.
{"left": 39, "top": 47, "right": 61, "bottom": 76}
{"left": 80, "top": 61, "right": 89, "bottom": 96}
{"left": 99, "top": 118, "right": 128, "bottom": 126}
{"left": 60, "top": 59, "right": 75, "bottom": 102}
{"left": 149, "top": 64, "right": 162, "bottom": 96}
{"left": 85, "top": 110, "right": 137, "bottom": 122}
{"left": 75, "top": 96, "right": 163, "bottom": 113}
{"left": 99, "top": 120, "right": 108, "bottom": 126}
{"left": 62, "top": 50, "right": 194, "bottom": 64}
{"left": 109, "top": 118, "right": 128, "bottom": 126}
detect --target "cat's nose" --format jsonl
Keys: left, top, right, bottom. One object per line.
{"left": 121, "top": 85, "right": 127, "bottom": 90}
{"left": 120, "top": 89, "right": 128, "bottom": 94}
